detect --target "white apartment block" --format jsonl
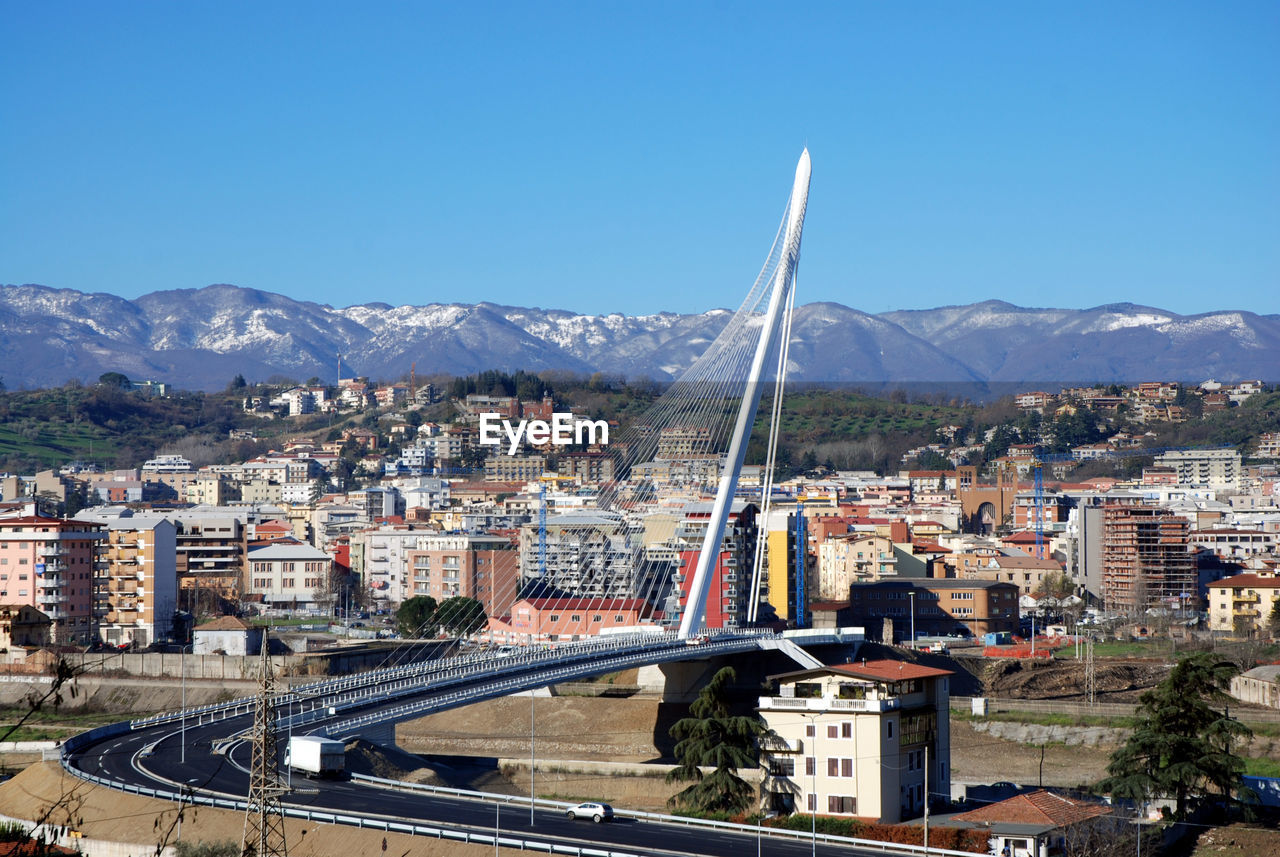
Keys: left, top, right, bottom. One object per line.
{"left": 759, "top": 660, "right": 952, "bottom": 823}
{"left": 1154, "top": 449, "right": 1242, "bottom": 492}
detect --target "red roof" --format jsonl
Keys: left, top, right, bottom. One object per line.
{"left": 1211, "top": 573, "right": 1280, "bottom": 589}
{"left": 827, "top": 659, "right": 953, "bottom": 682}
{"left": 522, "top": 597, "right": 651, "bottom": 612}
{"left": 953, "top": 789, "right": 1111, "bottom": 827}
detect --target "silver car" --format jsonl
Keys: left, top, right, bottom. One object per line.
{"left": 565, "top": 802, "right": 614, "bottom": 823}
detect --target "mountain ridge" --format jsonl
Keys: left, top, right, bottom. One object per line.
{"left": 2, "top": 283, "right": 1276, "bottom": 390}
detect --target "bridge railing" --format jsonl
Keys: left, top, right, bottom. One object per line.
{"left": 130, "top": 629, "right": 758, "bottom": 731}
{"left": 320, "top": 632, "right": 779, "bottom": 736}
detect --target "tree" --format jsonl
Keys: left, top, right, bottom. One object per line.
{"left": 395, "top": 595, "right": 439, "bottom": 637}
{"left": 1268, "top": 598, "right": 1280, "bottom": 640}
{"left": 1099, "top": 653, "right": 1251, "bottom": 820}
{"left": 435, "top": 596, "right": 486, "bottom": 636}
{"left": 98, "top": 371, "right": 131, "bottom": 389}
{"left": 666, "top": 666, "right": 763, "bottom": 815}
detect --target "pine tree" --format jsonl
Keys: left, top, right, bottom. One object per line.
{"left": 1099, "top": 653, "right": 1251, "bottom": 820}
{"left": 666, "top": 666, "right": 763, "bottom": 815}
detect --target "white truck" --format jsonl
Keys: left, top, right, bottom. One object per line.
{"left": 286, "top": 735, "right": 346, "bottom": 779}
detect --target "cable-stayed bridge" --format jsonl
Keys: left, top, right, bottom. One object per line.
{"left": 48, "top": 151, "right": 924, "bottom": 856}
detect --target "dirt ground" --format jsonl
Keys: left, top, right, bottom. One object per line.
{"left": 1190, "top": 823, "right": 1280, "bottom": 857}
{"left": 949, "top": 719, "right": 1117, "bottom": 789}
{"left": 961, "top": 655, "right": 1173, "bottom": 702}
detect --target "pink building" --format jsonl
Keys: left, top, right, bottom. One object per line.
{"left": 0, "top": 516, "right": 103, "bottom": 643}
{"left": 500, "top": 597, "right": 653, "bottom": 644}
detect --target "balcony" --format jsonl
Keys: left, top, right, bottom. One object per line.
{"left": 759, "top": 734, "right": 803, "bottom": 754}
{"left": 757, "top": 695, "right": 900, "bottom": 713}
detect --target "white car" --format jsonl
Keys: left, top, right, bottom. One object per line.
{"left": 565, "top": 802, "right": 614, "bottom": 823}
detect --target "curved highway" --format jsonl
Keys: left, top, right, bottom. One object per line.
{"left": 62, "top": 630, "right": 964, "bottom": 857}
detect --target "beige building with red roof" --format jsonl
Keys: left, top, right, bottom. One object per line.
{"left": 1207, "top": 571, "right": 1280, "bottom": 636}
{"left": 758, "top": 660, "right": 952, "bottom": 824}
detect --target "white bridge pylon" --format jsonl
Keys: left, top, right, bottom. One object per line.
{"left": 677, "top": 149, "right": 811, "bottom": 639}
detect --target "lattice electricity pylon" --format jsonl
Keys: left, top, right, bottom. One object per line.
{"left": 242, "top": 632, "right": 288, "bottom": 857}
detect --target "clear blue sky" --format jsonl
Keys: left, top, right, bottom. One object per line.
{"left": 3, "top": 1, "right": 1276, "bottom": 316}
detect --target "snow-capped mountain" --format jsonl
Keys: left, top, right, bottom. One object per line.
{"left": 0, "top": 284, "right": 1276, "bottom": 390}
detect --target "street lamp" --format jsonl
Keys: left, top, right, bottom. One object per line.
{"left": 803, "top": 711, "right": 819, "bottom": 857}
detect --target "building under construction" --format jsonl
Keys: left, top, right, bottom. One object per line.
{"left": 1101, "top": 505, "right": 1194, "bottom": 614}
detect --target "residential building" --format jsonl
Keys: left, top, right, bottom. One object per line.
{"left": 1206, "top": 572, "right": 1280, "bottom": 636}
{"left": 500, "top": 596, "right": 654, "bottom": 643}
{"left": 758, "top": 660, "right": 952, "bottom": 823}
{"left": 1101, "top": 506, "right": 1195, "bottom": 613}
{"left": 97, "top": 517, "right": 178, "bottom": 647}
{"left": 845, "top": 579, "right": 1020, "bottom": 640}
{"left": 817, "top": 533, "right": 896, "bottom": 596}
{"left": 1191, "top": 528, "right": 1278, "bottom": 562}
{"left": 668, "top": 501, "right": 758, "bottom": 630}
{"left": 557, "top": 452, "right": 617, "bottom": 485}
{"left": 245, "top": 542, "right": 334, "bottom": 613}
{"left": 0, "top": 516, "right": 102, "bottom": 643}
{"left": 519, "top": 511, "right": 643, "bottom": 602}
{"left": 0, "top": 604, "right": 52, "bottom": 648}
{"left": 484, "top": 455, "right": 546, "bottom": 482}
{"left": 960, "top": 554, "right": 1064, "bottom": 596}
{"left": 193, "top": 615, "right": 263, "bottom": 656}
{"left": 1154, "top": 449, "right": 1242, "bottom": 492}
{"left": 945, "top": 789, "right": 1112, "bottom": 857}
{"left": 405, "top": 533, "right": 518, "bottom": 620}
{"left": 174, "top": 516, "right": 247, "bottom": 613}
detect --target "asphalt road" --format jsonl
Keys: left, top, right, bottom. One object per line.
{"left": 67, "top": 709, "right": 907, "bottom": 857}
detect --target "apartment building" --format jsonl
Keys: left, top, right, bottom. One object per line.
{"left": 1190, "top": 528, "right": 1278, "bottom": 562}
{"left": 817, "top": 533, "right": 896, "bottom": 597}
{"left": 519, "top": 511, "right": 644, "bottom": 602}
{"left": 1207, "top": 572, "right": 1280, "bottom": 636}
{"left": 1154, "top": 449, "right": 1242, "bottom": 492}
{"left": 1101, "top": 506, "right": 1195, "bottom": 614}
{"left": 245, "top": 542, "right": 334, "bottom": 613}
{"left": 174, "top": 516, "right": 247, "bottom": 613}
{"left": 405, "top": 533, "right": 518, "bottom": 619}
{"left": 483, "top": 455, "right": 546, "bottom": 482}
{"left": 97, "top": 517, "right": 178, "bottom": 647}
{"left": 0, "top": 516, "right": 101, "bottom": 643}
{"left": 844, "top": 579, "right": 1019, "bottom": 640}
{"left": 758, "top": 660, "right": 952, "bottom": 823}
{"left": 668, "top": 501, "right": 758, "bottom": 630}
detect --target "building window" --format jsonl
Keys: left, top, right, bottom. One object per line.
{"left": 827, "top": 758, "right": 838, "bottom": 777}
{"left": 827, "top": 725, "right": 838, "bottom": 739}
{"left": 805, "top": 723, "right": 816, "bottom": 737}
{"left": 770, "top": 758, "right": 795, "bottom": 776}
{"left": 841, "top": 758, "right": 853, "bottom": 777}
{"left": 570, "top": 615, "right": 582, "bottom": 622}
{"left": 887, "top": 722, "right": 894, "bottom": 739}
{"left": 805, "top": 757, "right": 815, "bottom": 776}
{"left": 841, "top": 722, "right": 852, "bottom": 739}
{"left": 592, "top": 615, "right": 602, "bottom": 623}
{"left": 549, "top": 615, "right": 559, "bottom": 622}
{"left": 807, "top": 794, "right": 816, "bottom": 812}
